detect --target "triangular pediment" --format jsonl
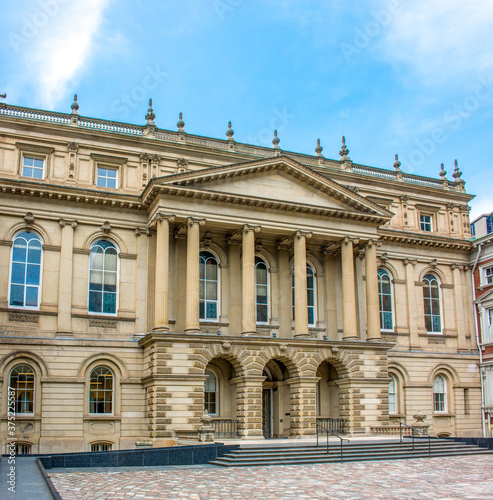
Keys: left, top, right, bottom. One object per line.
{"left": 146, "top": 155, "right": 392, "bottom": 221}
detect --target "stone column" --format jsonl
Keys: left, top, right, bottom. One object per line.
{"left": 135, "top": 227, "right": 149, "bottom": 335}
{"left": 57, "top": 219, "right": 77, "bottom": 335}
{"left": 341, "top": 237, "right": 358, "bottom": 340}
{"left": 405, "top": 259, "right": 419, "bottom": 349}
{"left": 365, "top": 240, "right": 381, "bottom": 340}
{"left": 294, "top": 231, "right": 310, "bottom": 338}
{"left": 153, "top": 214, "right": 175, "bottom": 332}
{"left": 289, "top": 377, "right": 318, "bottom": 436}
{"left": 185, "top": 218, "right": 203, "bottom": 333}
{"left": 277, "top": 245, "right": 292, "bottom": 338}
{"left": 323, "top": 250, "right": 338, "bottom": 340}
{"left": 242, "top": 225, "right": 258, "bottom": 336}
{"left": 233, "top": 376, "right": 265, "bottom": 438}
{"left": 452, "top": 264, "right": 468, "bottom": 350}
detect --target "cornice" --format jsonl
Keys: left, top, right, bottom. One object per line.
{"left": 378, "top": 228, "right": 472, "bottom": 250}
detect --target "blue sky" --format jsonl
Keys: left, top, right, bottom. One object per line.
{"left": 1, "top": 0, "right": 492, "bottom": 220}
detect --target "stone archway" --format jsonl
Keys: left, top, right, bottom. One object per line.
{"left": 316, "top": 361, "right": 341, "bottom": 418}
{"left": 262, "top": 359, "right": 291, "bottom": 438}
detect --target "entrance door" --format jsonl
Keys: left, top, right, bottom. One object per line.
{"left": 262, "top": 389, "right": 272, "bottom": 439}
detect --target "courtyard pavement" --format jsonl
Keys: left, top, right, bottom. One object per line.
{"left": 49, "top": 454, "right": 493, "bottom": 500}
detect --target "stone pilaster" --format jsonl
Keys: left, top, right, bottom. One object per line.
{"left": 341, "top": 237, "right": 358, "bottom": 340}
{"left": 185, "top": 218, "right": 204, "bottom": 333}
{"left": 453, "top": 264, "right": 468, "bottom": 350}
{"left": 57, "top": 219, "right": 77, "bottom": 335}
{"left": 289, "top": 377, "right": 318, "bottom": 436}
{"left": 241, "top": 225, "right": 259, "bottom": 336}
{"left": 294, "top": 231, "right": 310, "bottom": 338}
{"left": 234, "top": 376, "right": 264, "bottom": 438}
{"left": 405, "top": 259, "right": 420, "bottom": 349}
{"left": 365, "top": 240, "right": 381, "bottom": 340}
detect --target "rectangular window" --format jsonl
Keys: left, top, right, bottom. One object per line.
{"left": 487, "top": 216, "right": 493, "bottom": 235}
{"left": 484, "top": 308, "right": 493, "bottom": 344}
{"left": 420, "top": 215, "right": 432, "bottom": 232}
{"left": 484, "top": 266, "right": 493, "bottom": 285}
{"left": 22, "top": 156, "right": 44, "bottom": 179}
{"left": 91, "top": 443, "right": 111, "bottom": 452}
{"left": 97, "top": 167, "right": 118, "bottom": 188}
{"left": 434, "top": 393, "right": 445, "bottom": 412}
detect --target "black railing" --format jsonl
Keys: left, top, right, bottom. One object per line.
{"left": 399, "top": 421, "right": 433, "bottom": 457}
{"left": 317, "top": 427, "right": 349, "bottom": 462}
{"left": 316, "top": 417, "right": 348, "bottom": 437}
{"left": 212, "top": 419, "right": 239, "bottom": 438}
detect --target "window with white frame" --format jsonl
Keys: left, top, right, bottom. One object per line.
{"left": 97, "top": 166, "right": 118, "bottom": 188}
{"left": 483, "top": 308, "right": 493, "bottom": 344}
{"left": 22, "top": 156, "right": 45, "bottom": 179}
{"left": 484, "top": 368, "right": 493, "bottom": 407}
{"left": 89, "top": 240, "right": 118, "bottom": 314}
{"left": 483, "top": 266, "right": 493, "bottom": 285}
{"left": 255, "top": 257, "right": 268, "bottom": 323}
{"left": 423, "top": 274, "right": 442, "bottom": 333}
{"left": 388, "top": 374, "right": 397, "bottom": 414}
{"left": 291, "top": 264, "right": 316, "bottom": 326}
{"left": 433, "top": 374, "right": 447, "bottom": 412}
{"left": 9, "top": 364, "right": 35, "bottom": 414}
{"left": 9, "top": 231, "right": 43, "bottom": 309}
{"left": 204, "top": 369, "right": 217, "bottom": 415}
{"left": 378, "top": 268, "right": 393, "bottom": 330}
{"left": 89, "top": 366, "right": 113, "bottom": 414}
{"left": 420, "top": 214, "right": 432, "bottom": 232}
{"left": 199, "top": 251, "right": 218, "bottom": 320}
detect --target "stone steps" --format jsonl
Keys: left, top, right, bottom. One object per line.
{"left": 210, "top": 439, "right": 493, "bottom": 467}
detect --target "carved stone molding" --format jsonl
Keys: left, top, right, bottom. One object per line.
{"left": 88, "top": 319, "right": 118, "bottom": 329}
{"left": 9, "top": 312, "right": 39, "bottom": 324}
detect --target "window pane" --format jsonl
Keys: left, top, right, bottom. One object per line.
{"left": 90, "top": 270, "right": 103, "bottom": 290}
{"left": 206, "top": 282, "right": 217, "bottom": 300}
{"left": 103, "top": 272, "right": 117, "bottom": 292}
{"left": 206, "top": 260, "right": 217, "bottom": 280}
{"left": 425, "top": 316, "right": 432, "bottom": 332}
{"left": 308, "top": 307, "right": 314, "bottom": 325}
{"left": 257, "top": 304, "right": 268, "bottom": 322}
{"left": 91, "top": 248, "right": 104, "bottom": 270}
{"left": 424, "top": 299, "right": 431, "bottom": 315}
{"left": 206, "top": 302, "right": 217, "bottom": 319}
{"left": 432, "top": 316, "right": 441, "bottom": 332}
{"left": 89, "top": 291, "right": 102, "bottom": 312}
{"left": 25, "top": 287, "right": 38, "bottom": 307}
{"left": 24, "top": 157, "right": 34, "bottom": 167}
{"left": 34, "top": 158, "right": 44, "bottom": 168}
{"left": 199, "top": 260, "right": 205, "bottom": 279}
{"left": 26, "top": 264, "right": 40, "bottom": 285}
{"left": 103, "top": 293, "right": 116, "bottom": 314}
{"left": 307, "top": 289, "right": 314, "bottom": 305}
{"left": 256, "top": 266, "right": 267, "bottom": 284}
{"left": 430, "top": 283, "right": 439, "bottom": 298}
{"left": 13, "top": 239, "right": 27, "bottom": 262}
{"left": 27, "top": 243, "right": 42, "bottom": 264}
{"left": 11, "top": 262, "right": 25, "bottom": 284}
{"left": 256, "top": 285, "right": 267, "bottom": 304}
{"left": 199, "top": 281, "right": 205, "bottom": 299}
{"left": 32, "top": 168, "right": 43, "bottom": 179}
{"left": 10, "top": 285, "right": 24, "bottom": 306}
{"left": 199, "top": 301, "right": 205, "bottom": 318}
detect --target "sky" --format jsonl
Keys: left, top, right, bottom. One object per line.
{"left": 1, "top": 0, "right": 492, "bottom": 220}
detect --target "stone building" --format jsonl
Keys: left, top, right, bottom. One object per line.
{"left": 0, "top": 97, "right": 482, "bottom": 454}
{"left": 470, "top": 210, "right": 493, "bottom": 437}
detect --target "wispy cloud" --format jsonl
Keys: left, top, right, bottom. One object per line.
{"left": 8, "top": 0, "right": 110, "bottom": 109}
{"left": 380, "top": 0, "right": 493, "bottom": 86}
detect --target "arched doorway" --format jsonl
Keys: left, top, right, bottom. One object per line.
{"left": 316, "top": 361, "right": 341, "bottom": 419}
{"left": 262, "top": 359, "right": 291, "bottom": 439}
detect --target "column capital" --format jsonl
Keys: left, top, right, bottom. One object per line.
{"left": 341, "top": 236, "right": 359, "bottom": 246}
{"left": 242, "top": 224, "right": 261, "bottom": 234}
{"left": 148, "top": 212, "right": 175, "bottom": 229}
{"left": 59, "top": 218, "right": 78, "bottom": 228}
{"left": 404, "top": 258, "right": 417, "bottom": 267}
{"left": 135, "top": 227, "right": 151, "bottom": 237}
{"left": 294, "top": 230, "right": 313, "bottom": 239}
{"left": 364, "top": 238, "right": 382, "bottom": 248}
{"left": 186, "top": 217, "right": 206, "bottom": 227}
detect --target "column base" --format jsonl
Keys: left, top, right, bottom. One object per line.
{"left": 342, "top": 336, "right": 359, "bottom": 341}
{"left": 56, "top": 331, "right": 74, "bottom": 338}
{"left": 294, "top": 333, "right": 310, "bottom": 339}
{"left": 184, "top": 327, "right": 201, "bottom": 334}
{"left": 241, "top": 330, "right": 258, "bottom": 336}
{"left": 366, "top": 336, "right": 383, "bottom": 342}
{"left": 153, "top": 326, "right": 169, "bottom": 333}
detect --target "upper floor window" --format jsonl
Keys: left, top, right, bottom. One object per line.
{"left": 420, "top": 214, "right": 432, "bottom": 232}
{"left": 9, "top": 231, "right": 43, "bottom": 309}
{"left": 89, "top": 240, "right": 118, "bottom": 315}
{"left": 291, "top": 264, "right": 316, "bottom": 326}
{"left": 433, "top": 374, "right": 447, "bottom": 412}
{"left": 204, "top": 369, "right": 217, "bottom": 415}
{"left": 255, "top": 257, "right": 268, "bottom": 324}
{"left": 483, "top": 308, "right": 493, "bottom": 344}
{"left": 423, "top": 274, "right": 441, "bottom": 333}
{"left": 10, "top": 364, "right": 35, "bottom": 414}
{"left": 388, "top": 374, "right": 397, "bottom": 414}
{"left": 199, "top": 251, "right": 218, "bottom": 320}
{"left": 378, "top": 268, "right": 393, "bottom": 331}
{"left": 22, "top": 156, "right": 44, "bottom": 179}
{"left": 483, "top": 266, "right": 493, "bottom": 286}
{"left": 89, "top": 366, "right": 113, "bottom": 414}
{"left": 97, "top": 167, "right": 118, "bottom": 188}
{"left": 487, "top": 215, "right": 493, "bottom": 235}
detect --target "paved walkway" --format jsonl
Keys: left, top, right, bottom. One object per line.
{"left": 0, "top": 456, "right": 54, "bottom": 500}
{"left": 49, "top": 454, "right": 493, "bottom": 499}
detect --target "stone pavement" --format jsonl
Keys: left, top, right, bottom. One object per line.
{"left": 48, "top": 455, "right": 493, "bottom": 500}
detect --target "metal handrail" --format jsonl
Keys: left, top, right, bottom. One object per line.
{"left": 317, "top": 427, "right": 349, "bottom": 462}
{"left": 399, "top": 421, "right": 433, "bottom": 457}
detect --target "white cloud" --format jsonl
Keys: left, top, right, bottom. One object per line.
{"left": 10, "top": 0, "right": 110, "bottom": 109}
{"left": 380, "top": 0, "right": 493, "bottom": 86}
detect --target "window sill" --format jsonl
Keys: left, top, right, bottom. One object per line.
{"left": 73, "top": 313, "right": 135, "bottom": 322}
{"left": 84, "top": 415, "right": 121, "bottom": 421}
{"left": 432, "top": 413, "right": 455, "bottom": 418}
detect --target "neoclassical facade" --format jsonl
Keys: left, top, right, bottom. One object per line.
{"left": 0, "top": 98, "right": 482, "bottom": 454}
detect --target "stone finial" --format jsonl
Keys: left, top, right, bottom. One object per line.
{"left": 145, "top": 98, "right": 155, "bottom": 125}
{"left": 272, "top": 129, "right": 280, "bottom": 149}
{"left": 452, "top": 159, "right": 463, "bottom": 182}
{"left": 393, "top": 154, "right": 402, "bottom": 172}
{"left": 71, "top": 94, "right": 79, "bottom": 114}
{"left": 226, "top": 121, "right": 234, "bottom": 140}
{"left": 0, "top": 92, "right": 6, "bottom": 99}
{"left": 439, "top": 163, "right": 447, "bottom": 180}
{"left": 339, "top": 135, "right": 350, "bottom": 159}
{"left": 315, "top": 138, "right": 323, "bottom": 157}
{"left": 177, "top": 112, "right": 185, "bottom": 132}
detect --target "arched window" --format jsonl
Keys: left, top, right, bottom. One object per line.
{"left": 10, "top": 364, "right": 35, "bottom": 414}
{"left": 388, "top": 374, "right": 397, "bottom": 414}
{"left": 89, "top": 367, "right": 113, "bottom": 414}
{"left": 291, "top": 264, "right": 316, "bottom": 326}
{"left": 255, "top": 257, "right": 268, "bottom": 324}
{"left": 9, "top": 231, "right": 43, "bottom": 309}
{"left": 89, "top": 240, "right": 118, "bottom": 314}
{"left": 423, "top": 274, "right": 441, "bottom": 333}
{"left": 378, "top": 269, "right": 393, "bottom": 330}
{"left": 204, "top": 369, "right": 217, "bottom": 415}
{"left": 199, "top": 251, "right": 218, "bottom": 320}
{"left": 433, "top": 374, "right": 447, "bottom": 412}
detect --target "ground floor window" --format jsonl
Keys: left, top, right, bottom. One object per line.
{"left": 91, "top": 442, "right": 112, "bottom": 452}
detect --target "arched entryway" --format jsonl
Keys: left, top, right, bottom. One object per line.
{"left": 316, "top": 361, "right": 343, "bottom": 432}
{"left": 262, "top": 359, "right": 291, "bottom": 438}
